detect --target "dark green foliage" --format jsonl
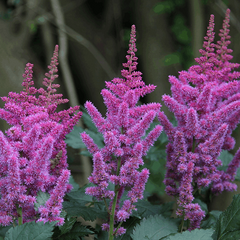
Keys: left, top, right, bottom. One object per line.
{"left": 163, "top": 228, "right": 214, "bottom": 240}
{"left": 144, "top": 122, "right": 168, "bottom": 196}
{"left": 131, "top": 214, "right": 178, "bottom": 240}
{"left": 132, "top": 201, "right": 174, "bottom": 219}
{"left": 34, "top": 191, "right": 50, "bottom": 212}
{"left": 0, "top": 226, "right": 12, "bottom": 238}
{"left": 56, "top": 223, "right": 94, "bottom": 240}
{"left": 65, "top": 107, "right": 104, "bottom": 154}
{"left": 193, "top": 198, "right": 208, "bottom": 215}
{"left": 62, "top": 184, "right": 108, "bottom": 221}
{"left": 212, "top": 194, "right": 240, "bottom": 240}
{"left": 68, "top": 175, "right": 80, "bottom": 191}
{"left": 153, "top": 0, "right": 185, "bottom": 14}
{"left": 5, "top": 221, "right": 56, "bottom": 240}
{"left": 201, "top": 211, "right": 222, "bottom": 229}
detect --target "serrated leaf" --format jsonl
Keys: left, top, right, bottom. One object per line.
{"left": 63, "top": 184, "right": 108, "bottom": 221}
{"left": 63, "top": 202, "right": 107, "bottom": 221}
{"left": 58, "top": 223, "right": 94, "bottom": 240}
{"left": 59, "top": 217, "right": 77, "bottom": 235}
{"left": 164, "top": 228, "right": 214, "bottom": 240}
{"left": 65, "top": 126, "right": 86, "bottom": 149}
{"left": 65, "top": 184, "right": 93, "bottom": 204}
{"left": 34, "top": 191, "right": 50, "bottom": 211}
{"left": 132, "top": 200, "right": 174, "bottom": 219}
{"left": 5, "top": 221, "right": 56, "bottom": 240}
{"left": 213, "top": 194, "right": 240, "bottom": 240}
{"left": 219, "top": 230, "right": 240, "bottom": 240}
{"left": 131, "top": 215, "right": 178, "bottom": 240}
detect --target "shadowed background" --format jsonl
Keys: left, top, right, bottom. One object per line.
{"left": 0, "top": 0, "right": 240, "bottom": 211}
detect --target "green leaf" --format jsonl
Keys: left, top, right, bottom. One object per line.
{"left": 193, "top": 198, "right": 208, "bottom": 214}
{"left": 0, "top": 225, "right": 12, "bottom": 237}
{"left": 63, "top": 184, "right": 107, "bottom": 221}
{"left": 164, "top": 228, "right": 214, "bottom": 240}
{"left": 218, "top": 150, "right": 233, "bottom": 171}
{"left": 115, "top": 217, "right": 141, "bottom": 240}
{"left": 68, "top": 175, "right": 79, "bottom": 192}
{"left": 159, "top": 131, "right": 168, "bottom": 144}
{"left": 235, "top": 167, "right": 240, "bottom": 182}
{"left": 58, "top": 223, "right": 94, "bottom": 240}
{"left": 65, "top": 126, "right": 85, "bottom": 149}
{"left": 59, "top": 217, "right": 77, "bottom": 235}
{"left": 34, "top": 191, "right": 50, "bottom": 211}
{"left": 213, "top": 194, "right": 240, "bottom": 240}
{"left": 132, "top": 200, "right": 174, "bottom": 219}
{"left": 97, "top": 229, "right": 109, "bottom": 240}
{"left": 162, "top": 53, "right": 181, "bottom": 66}
{"left": 131, "top": 215, "right": 178, "bottom": 240}
{"left": 85, "top": 129, "right": 104, "bottom": 148}
{"left": 201, "top": 210, "right": 222, "bottom": 229}
{"left": 146, "top": 147, "right": 166, "bottom": 161}
{"left": 65, "top": 125, "right": 104, "bottom": 150}
{"left": 81, "top": 109, "right": 98, "bottom": 132}
{"left": 65, "top": 184, "right": 93, "bottom": 204}
{"left": 80, "top": 150, "right": 92, "bottom": 157}
{"left": 5, "top": 221, "right": 56, "bottom": 240}
{"left": 153, "top": 1, "right": 175, "bottom": 14}
{"left": 63, "top": 202, "right": 107, "bottom": 221}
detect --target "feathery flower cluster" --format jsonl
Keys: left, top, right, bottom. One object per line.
{"left": 81, "top": 25, "right": 162, "bottom": 236}
{"left": 158, "top": 9, "right": 240, "bottom": 230}
{"left": 0, "top": 46, "right": 82, "bottom": 226}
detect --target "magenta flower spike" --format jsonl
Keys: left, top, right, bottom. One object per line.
{"left": 0, "top": 46, "right": 82, "bottom": 226}
{"left": 158, "top": 9, "right": 240, "bottom": 230}
{"left": 81, "top": 25, "right": 162, "bottom": 237}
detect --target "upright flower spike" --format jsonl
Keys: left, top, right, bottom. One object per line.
{"left": 158, "top": 9, "right": 240, "bottom": 230}
{"left": 82, "top": 25, "right": 162, "bottom": 238}
{"left": 0, "top": 46, "right": 82, "bottom": 226}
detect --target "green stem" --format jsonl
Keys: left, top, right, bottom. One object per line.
{"left": 113, "top": 221, "right": 123, "bottom": 235}
{"left": 17, "top": 207, "right": 23, "bottom": 225}
{"left": 108, "top": 157, "right": 121, "bottom": 240}
{"left": 192, "top": 137, "right": 196, "bottom": 152}
{"left": 104, "top": 198, "right": 111, "bottom": 215}
{"left": 108, "top": 188, "right": 119, "bottom": 240}
{"left": 178, "top": 213, "right": 185, "bottom": 233}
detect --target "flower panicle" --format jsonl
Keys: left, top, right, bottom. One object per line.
{"left": 0, "top": 46, "right": 81, "bottom": 226}
{"left": 158, "top": 9, "right": 240, "bottom": 230}
{"left": 82, "top": 25, "right": 162, "bottom": 235}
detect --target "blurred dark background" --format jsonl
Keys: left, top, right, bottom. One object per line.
{"left": 0, "top": 0, "right": 240, "bottom": 208}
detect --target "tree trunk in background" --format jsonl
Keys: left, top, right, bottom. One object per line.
{"left": 189, "top": 0, "right": 204, "bottom": 58}
{"left": 134, "top": 0, "right": 182, "bottom": 116}
{"left": 63, "top": 0, "right": 118, "bottom": 114}
{"left": 0, "top": 0, "right": 46, "bottom": 130}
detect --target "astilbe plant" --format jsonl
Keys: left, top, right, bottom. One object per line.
{"left": 81, "top": 25, "right": 162, "bottom": 239}
{"left": 158, "top": 9, "right": 240, "bottom": 230}
{"left": 0, "top": 46, "right": 82, "bottom": 226}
